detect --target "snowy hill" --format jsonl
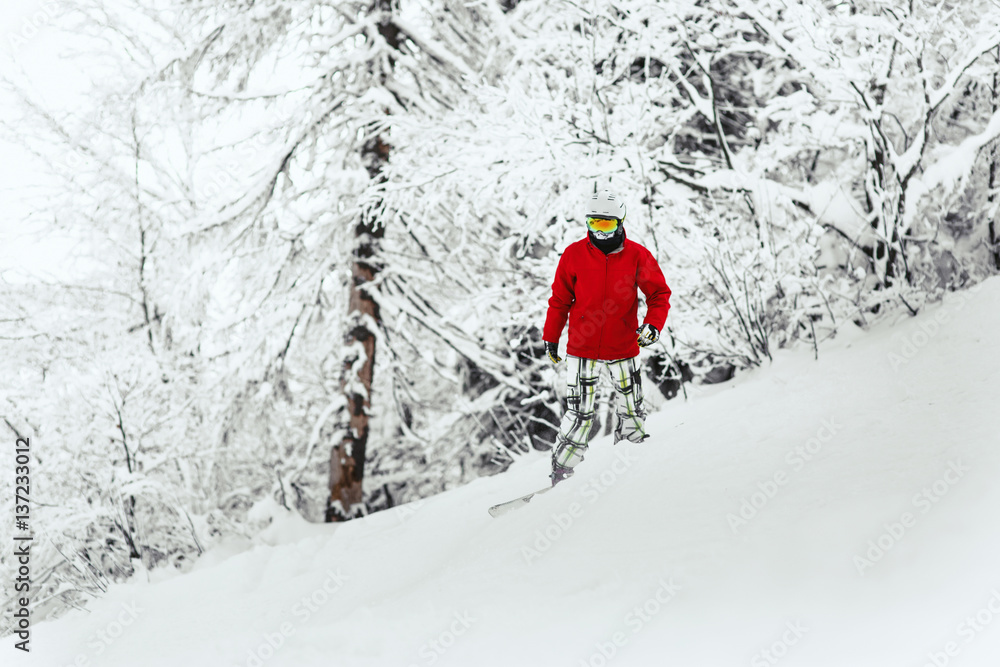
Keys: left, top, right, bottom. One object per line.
{"left": 12, "top": 278, "right": 1000, "bottom": 667}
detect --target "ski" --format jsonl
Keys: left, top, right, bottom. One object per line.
{"left": 488, "top": 486, "right": 553, "bottom": 518}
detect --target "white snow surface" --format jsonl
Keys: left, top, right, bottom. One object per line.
{"left": 15, "top": 279, "right": 1000, "bottom": 667}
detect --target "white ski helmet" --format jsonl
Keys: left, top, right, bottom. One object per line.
{"left": 588, "top": 189, "right": 627, "bottom": 221}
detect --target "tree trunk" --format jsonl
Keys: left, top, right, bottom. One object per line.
{"left": 324, "top": 1, "right": 426, "bottom": 520}
{"left": 327, "top": 134, "right": 389, "bottom": 522}
{"left": 990, "top": 53, "right": 1000, "bottom": 272}
{"left": 990, "top": 150, "right": 999, "bottom": 271}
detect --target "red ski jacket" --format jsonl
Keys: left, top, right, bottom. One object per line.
{"left": 543, "top": 234, "right": 671, "bottom": 360}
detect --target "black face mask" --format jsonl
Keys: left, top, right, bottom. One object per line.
{"left": 589, "top": 227, "right": 624, "bottom": 254}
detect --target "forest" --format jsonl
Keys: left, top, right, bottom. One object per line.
{"left": 2, "top": 0, "right": 999, "bottom": 622}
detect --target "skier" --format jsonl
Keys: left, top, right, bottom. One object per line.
{"left": 543, "top": 190, "right": 671, "bottom": 486}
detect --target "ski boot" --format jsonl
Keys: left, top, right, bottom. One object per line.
{"left": 550, "top": 461, "right": 575, "bottom": 487}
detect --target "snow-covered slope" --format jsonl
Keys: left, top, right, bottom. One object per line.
{"left": 14, "top": 279, "right": 1000, "bottom": 667}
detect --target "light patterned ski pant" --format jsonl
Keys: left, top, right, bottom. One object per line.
{"left": 552, "top": 355, "right": 648, "bottom": 471}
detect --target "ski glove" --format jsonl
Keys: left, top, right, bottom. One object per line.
{"left": 544, "top": 341, "right": 562, "bottom": 365}
{"left": 636, "top": 323, "right": 659, "bottom": 347}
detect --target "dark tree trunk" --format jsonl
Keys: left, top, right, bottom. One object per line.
{"left": 327, "top": 138, "right": 388, "bottom": 522}
{"left": 326, "top": 0, "right": 396, "bottom": 518}
{"left": 990, "top": 54, "right": 1000, "bottom": 272}
{"left": 990, "top": 153, "right": 999, "bottom": 271}
{"left": 324, "top": 0, "right": 447, "bottom": 520}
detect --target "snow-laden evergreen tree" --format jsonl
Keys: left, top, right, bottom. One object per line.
{"left": 2, "top": 0, "right": 504, "bottom": 618}
{"left": 144, "top": 0, "right": 506, "bottom": 520}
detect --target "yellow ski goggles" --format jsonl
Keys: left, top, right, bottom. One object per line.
{"left": 586, "top": 216, "right": 621, "bottom": 234}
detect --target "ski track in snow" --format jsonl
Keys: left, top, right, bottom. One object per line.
{"left": 12, "top": 279, "right": 1000, "bottom": 667}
